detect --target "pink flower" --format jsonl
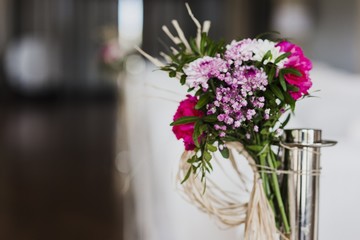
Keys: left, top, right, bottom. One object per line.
{"left": 183, "top": 56, "right": 227, "bottom": 90}
{"left": 172, "top": 95, "right": 204, "bottom": 151}
{"left": 277, "top": 41, "right": 313, "bottom": 100}
{"left": 101, "top": 39, "right": 122, "bottom": 64}
{"left": 224, "top": 39, "right": 254, "bottom": 65}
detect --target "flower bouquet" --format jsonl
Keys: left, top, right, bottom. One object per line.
{"left": 137, "top": 3, "right": 313, "bottom": 239}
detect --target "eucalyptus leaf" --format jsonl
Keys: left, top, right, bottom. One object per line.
{"left": 187, "top": 155, "right": 198, "bottom": 164}
{"left": 203, "top": 151, "right": 212, "bottom": 161}
{"left": 207, "top": 144, "right": 217, "bottom": 152}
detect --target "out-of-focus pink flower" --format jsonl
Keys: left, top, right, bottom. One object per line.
{"left": 172, "top": 95, "right": 204, "bottom": 151}
{"left": 277, "top": 41, "right": 312, "bottom": 100}
{"left": 101, "top": 39, "right": 122, "bottom": 64}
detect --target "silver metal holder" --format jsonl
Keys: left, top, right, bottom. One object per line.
{"left": 281, "top": 129, "right": 337, "bottom": 240}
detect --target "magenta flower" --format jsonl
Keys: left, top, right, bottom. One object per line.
{"left": 277, "top": 41, "right": 313, "bottom": 100}
{"left": 172, "top": 95, "right": 204, "bottom": 151}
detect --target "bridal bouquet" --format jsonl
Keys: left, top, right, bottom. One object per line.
{"left": 137, "top": 3, "right": 312, "bottom": 239}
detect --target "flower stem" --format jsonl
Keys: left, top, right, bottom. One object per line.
{"left": 267, "top": 151, "right": 290, "bottom": 234}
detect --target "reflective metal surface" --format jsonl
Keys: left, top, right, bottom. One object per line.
{"left": 281, "top": 129, "right": 336, "bottom": 240}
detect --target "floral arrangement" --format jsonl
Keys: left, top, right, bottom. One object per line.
{"left": 137, "top": 3, "right": 313, "bottom": 238}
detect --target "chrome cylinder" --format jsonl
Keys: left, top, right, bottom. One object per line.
{"left": 281, "top": 129, "right": 336, "bottom": 240}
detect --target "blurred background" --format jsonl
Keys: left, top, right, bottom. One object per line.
{"left": 0, "top": 0, "right": 359, "bottom": 239}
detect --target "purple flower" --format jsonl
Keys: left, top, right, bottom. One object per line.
{"left": 217, "top": 114, "right": 226, "bottom": 122}
{"left": 246, "top": 109, "right": 256, "bottom": 120}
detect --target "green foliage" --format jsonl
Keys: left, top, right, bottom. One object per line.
{"left": 170, "top": 116, "right": 199, "bottom": 126}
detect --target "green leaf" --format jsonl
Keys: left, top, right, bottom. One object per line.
{"left": 199, "top": 124, "right": 208, "bottom": 134}
{"left": 169, "top": 71, "right": 176, "bottom": 78}
{"left": 205, "top": 160, "right": 213, "bottom": 171}
{"left": 181, "top": 166, "right": 192, "bottom": 184}
{"left": 220, "top": 147, "right": 229, "bottom": 159}
{"left": 246, "top": 145, "right": 264, "bottom": 152}
{"left": 195, "top": 93, "right": 210, "bottom": 110}
{"left": 180, "top": 74, "right": 186, "bottom": 85}
{"left": 270, "top": 85, "right": 284, "bottom": 101}
{"left": 203, "top": 151, "right": 212, "bottom": 161}
{"left": 200, "top": 32, "right": 207, "bottom": 55}
{"left": 207, "top": 42, "right": 217, "bottom": 57}
{"left": 222, "top": 136, "right": 239, "bottom": 142}
{"left": 287, "top": 84, "right": 300, "bottom": 92}
{"left": 282, "top": 68, "right": 302, "bottom": 76}
{"left": 281, "top": 114, "right": 291, "bottom": 128}
{"left": 187, "top": 155, "right": 198, "bottom": 164}
{"left": 263, "top": 121, "right": 273, "bottom": 127}
{"left": 170, "top": 116, "right": 199, "bottom": 126}
{"left": 187, "top": 87, "right": 195, "bottom": 92}
{"left": 260, "top": 127, "right": 269, "bottom": 135}
{"left": 189, "top": 38, "right": 200, "bottom": 55}
{"left": 284, "top": 92, "right": 296, "bottom": 111}
{"left": 203, "top": 114, "right": 217, "bottom": 123}
{"left": 275, "top": 52, "right": 291, "bottom": 64}
{"left": 279, "top": 72, "right": 287, "bottom": 91}
{"left": 263, "top": 90, "right": 275, "bottom": 101}
{"left": 195, "top": 88, "right": 203, "bottom": 96}
{"left": 268, "top": 66, "right": 276, "bottom": 84}
{"left": 262, "top": 50, "right": 273, "bottom": 63}
{"left": 192, "top": 120, "right": 202, "bottom": 148}
{"left": 207, "top": 144, "right": 217, "bottom": 152}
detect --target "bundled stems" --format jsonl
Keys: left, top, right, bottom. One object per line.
{"left": 267, "top": 150, "right": 290, "bottom": 234}
{"left": 250, "top": 140, "right": 291, "bottom": 234}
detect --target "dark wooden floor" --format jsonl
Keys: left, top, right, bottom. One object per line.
{"left": 0, "top": 101, "right": 125, "bottom": 240}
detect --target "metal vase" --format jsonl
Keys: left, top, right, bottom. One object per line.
{"left": 281, "top": 129, "right": 337, "bottom": 240}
